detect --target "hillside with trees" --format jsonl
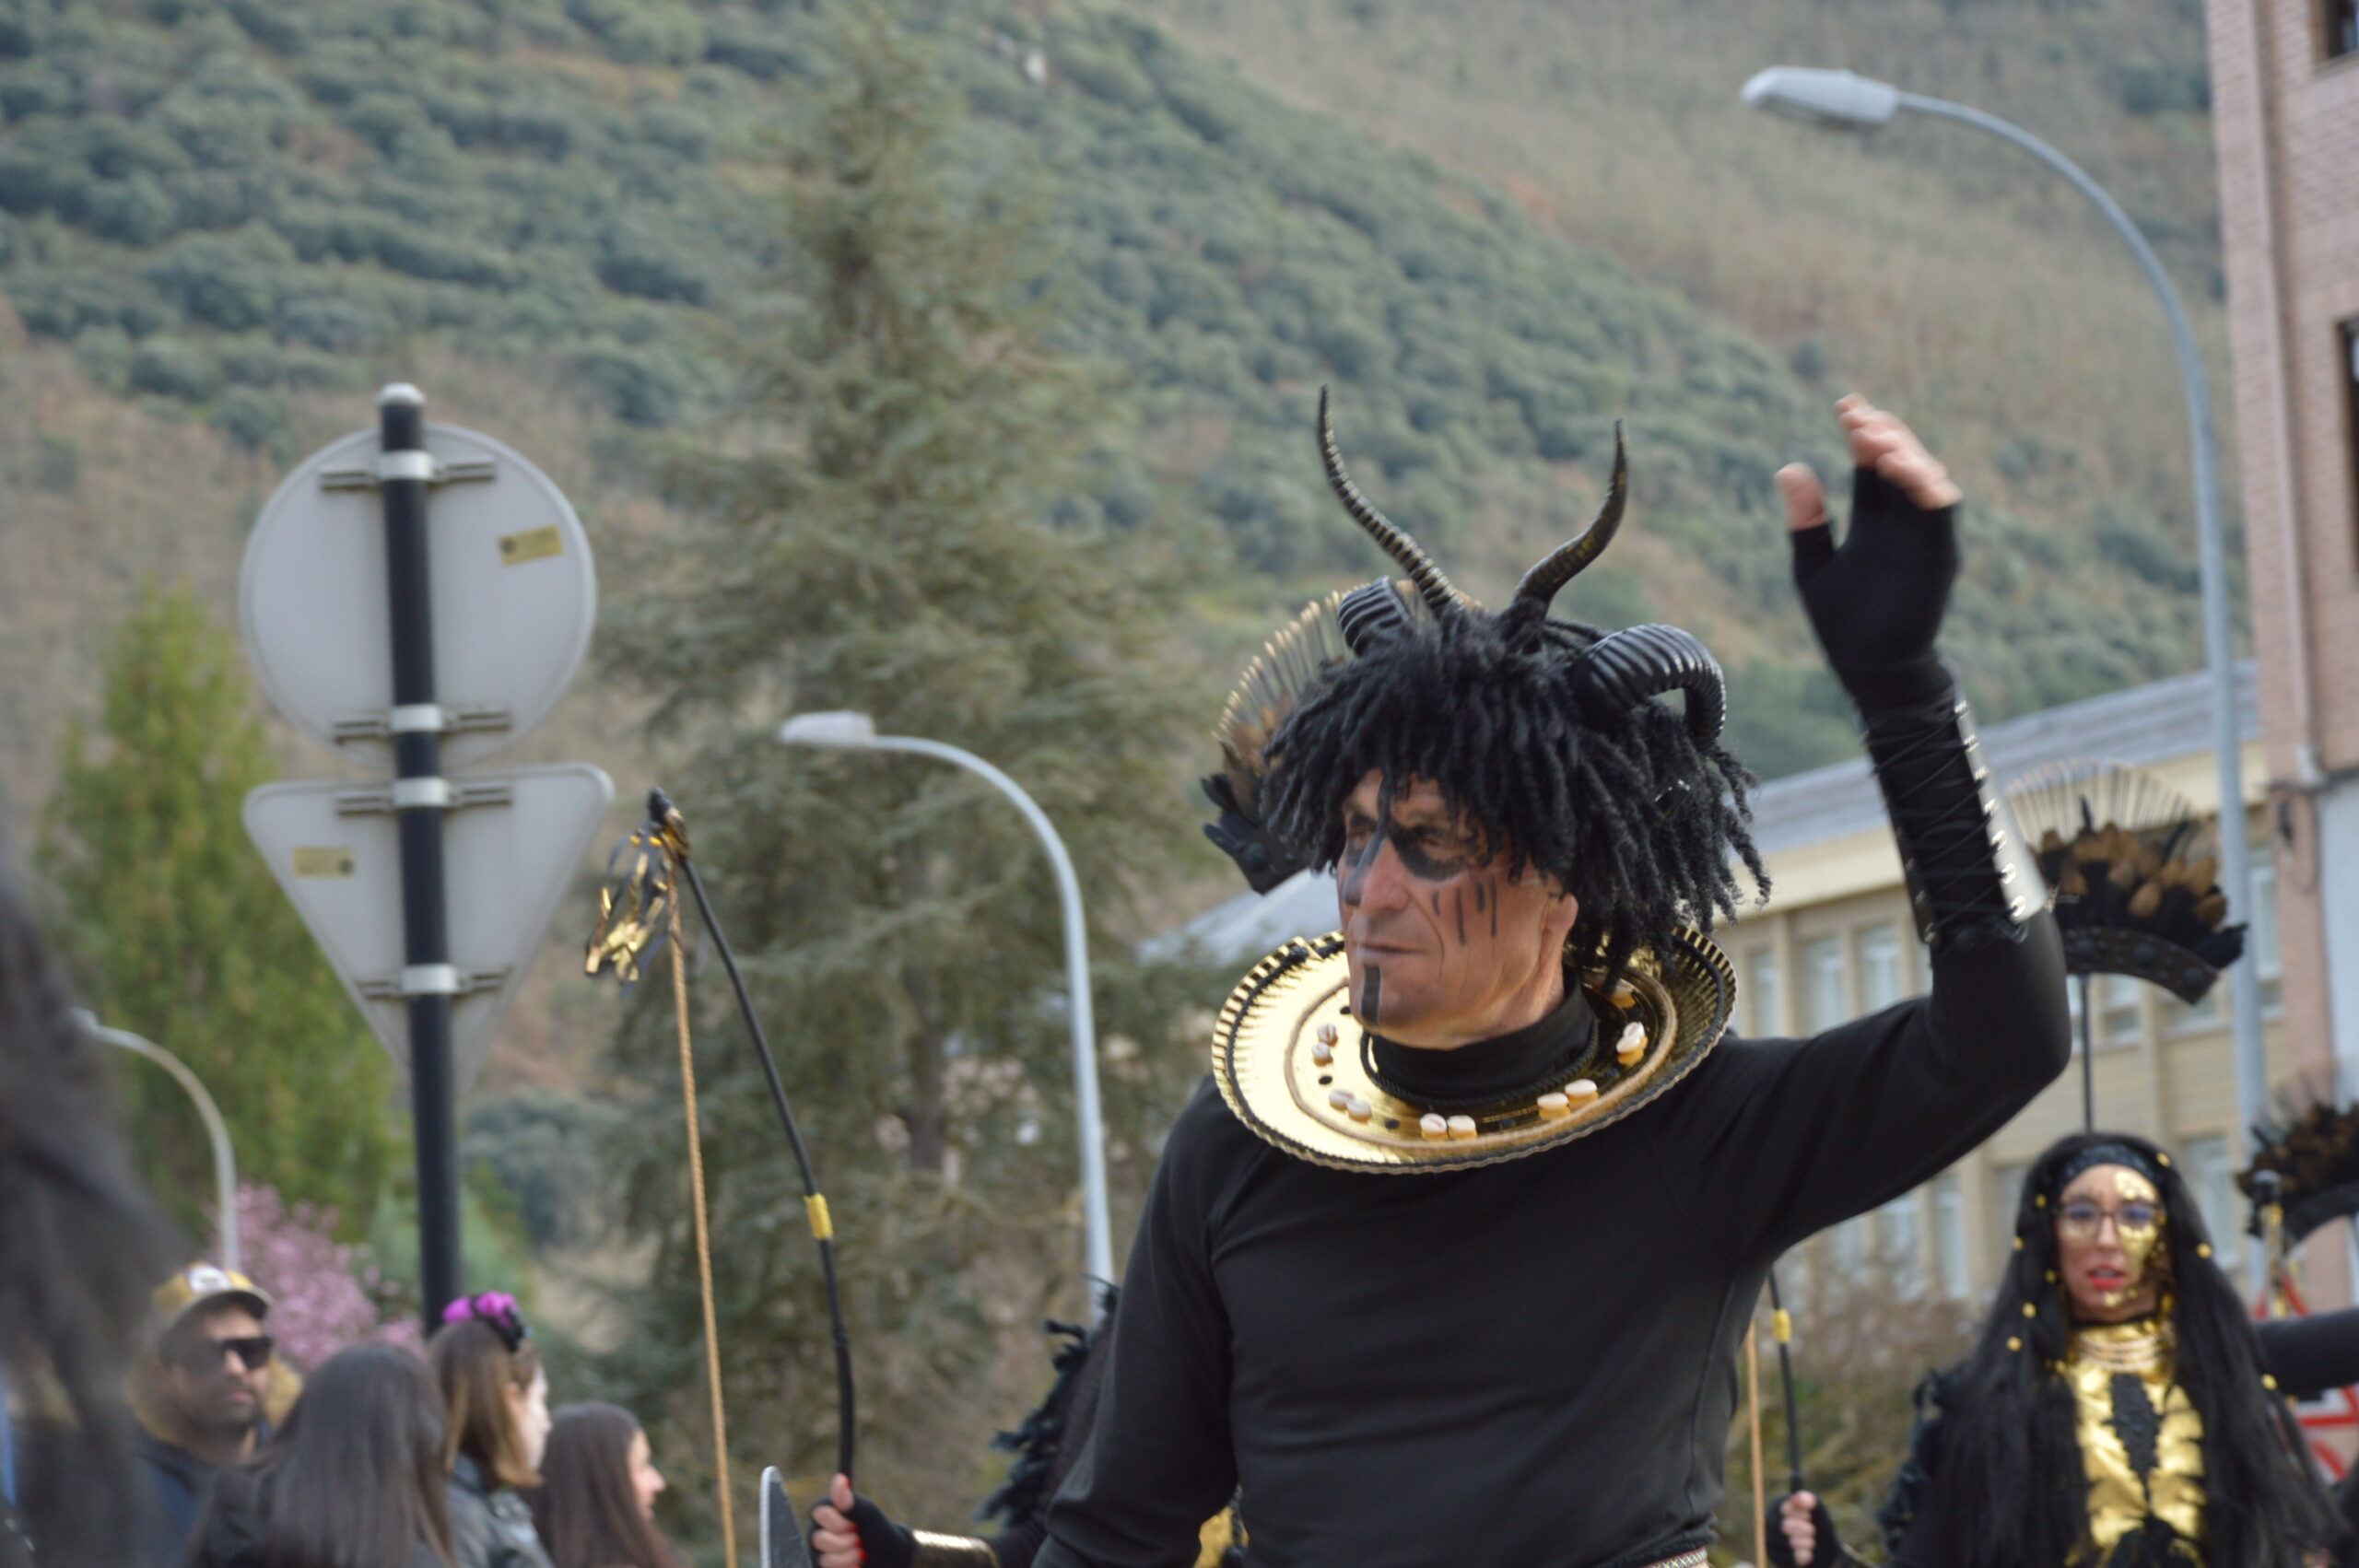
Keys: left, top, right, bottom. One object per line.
{"left": 1, "top": 0, "right": 2228, "bottom": 798}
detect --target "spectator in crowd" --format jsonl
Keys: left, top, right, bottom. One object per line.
{"left": 0, "top": 854, "right": 177, "bottom": 1568}
{"left": 132, "top": 1266, "right": 277, "bottom": 1568}
{"left": 528, "top": 1404, "right": 678, "bottom": 1568}
{"left": 430, "top": 1294, "right": 554, "bottom": 1568}
{"left": 190, "top": 1342, "right": 452, "bottom": 1568}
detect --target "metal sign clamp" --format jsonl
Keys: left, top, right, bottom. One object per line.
{"left": 358, "top": 965, "right": 511, "bottom": 1001}
{"left": 317, "top": 454, "right": 499, "bottom": 491}
{"left": 334, "top": 779, "right": 517, "bottom": 815}
{"left": 330, "top": 703, "right": 514, "bottom": 746}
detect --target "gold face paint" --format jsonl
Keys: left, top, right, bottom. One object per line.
{"left": 2111, "top": 1167, "right": 2165, "bottom": 1292}
{"left": 2056, "top": 1164, "right": 2169, "bottom": 1312}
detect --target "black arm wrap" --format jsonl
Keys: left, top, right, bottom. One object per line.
{"left": 1861, "top": 684, "right": 2047, "bottom": 953}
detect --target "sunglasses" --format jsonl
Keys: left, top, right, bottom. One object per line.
{"left": 177, "top": 1334, "right": 274, "bottom": 1374}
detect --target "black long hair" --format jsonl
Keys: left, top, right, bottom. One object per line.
{"left": 1938, "top": 1131, "right": 2339, "bottom": 1568}
{"left": 0, "top": 853, "right": 178, "bottom": 1566}
{"left": 529, "top": 1404, "right": 679, "bottom": 1568}
{"left": 228, "top": 1343, "right": 454, "bottom": 1568}
{"left": 1260, "top": 611, "right": 1762, "bottom": 980}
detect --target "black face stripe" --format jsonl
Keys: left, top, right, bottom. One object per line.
{"left": 1454, "top": 886, "right": 1467, "bottom": 944}
{"left": 1361, "top": 963, "right": 1382, "bottom": 1026}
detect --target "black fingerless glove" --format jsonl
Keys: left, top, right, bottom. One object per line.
{"left": 1790, "top": 467, "right": 1959, "bottom": 718}
{"left": 1790, "top": 465, "right": 2040, "bottom": 951}
{"left": 813, "top": 1493, "right": 917, "bottom": 1568}
{"left": 1766, "top": 1492, "right": 1848, "bottom": 1568}
{"left": 1201, "top": 774, "right": 1307, "bottom": 894}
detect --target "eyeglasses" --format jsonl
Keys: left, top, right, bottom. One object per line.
{"left": 2056, "top": 1200, "right": 2161, "bottom": 1239}
{"left": 177, "top": 1334, "right": 274, "bottom": 1374}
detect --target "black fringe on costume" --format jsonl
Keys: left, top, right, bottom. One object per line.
{"left": 1875, "top": 1368, "right": 1956, "bottom": 1555}
{"left": 1258, "top": 612, "right": 1765, "bottom": 984}
{"left": 979, "top": 1291, "right": 1115, "bottom": 1530}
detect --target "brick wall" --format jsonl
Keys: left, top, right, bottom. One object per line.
{"left": 2208, "top": 0, "right": 2359, "bottom": 1304}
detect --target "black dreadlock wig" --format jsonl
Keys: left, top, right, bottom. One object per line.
{"left": 1219, "top": 390, "right": 1764, "bottom": 981}
{"left": 1931, "top": 1131, "right": 2338, "bottom": 1568}
{"left": 1259, "top": 608, "right": 1764, "bottom": 981}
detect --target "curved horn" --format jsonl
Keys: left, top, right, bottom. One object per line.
{"left": 1515, "top": 421, "right": 1627, "bottom": 611}
{"left": 1571, "top": 624, "right": 1726, "bottom": 745}
{"left": 1319, "top": 387, "right": 1461, "bottom": 618}
{"left": 1333, "top": 580, "right": 1415, "bottom": 655}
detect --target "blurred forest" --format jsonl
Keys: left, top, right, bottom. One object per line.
{"left": 0, "top": 0, "right": 2224, "bottom": 1558}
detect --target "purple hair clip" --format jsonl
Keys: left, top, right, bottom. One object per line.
{"left": 440, "top": 1291, "right": 530, "bottom": 1352}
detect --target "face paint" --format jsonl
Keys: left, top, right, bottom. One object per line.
{"left": 2109, "top": 1167, "right": 2165, "bottom": 1284}
{"left": 2055, "top": 1164, "right": 2168, "bottom": 1315}
{"left": 1333, "top": 772, "right": 1573, "bottom": 1047}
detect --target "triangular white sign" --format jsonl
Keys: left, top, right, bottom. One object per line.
{"left": 243, "top": 764, "right": 614, "bottom": 1090}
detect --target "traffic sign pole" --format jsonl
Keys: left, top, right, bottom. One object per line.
{"left": 379, "top": 383, "right": 464, "bottom": 1329}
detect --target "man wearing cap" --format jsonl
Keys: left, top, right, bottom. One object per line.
{"left": 135, "top": 1264, "right": 276, "bottom": 1568}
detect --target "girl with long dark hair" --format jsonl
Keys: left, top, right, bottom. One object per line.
{"left": 428, "top": 1294, "right": 554, "bottom": 1568}
{"left": 527, "top": 1405, "right": 678, "bottom": 1568}
{"left": 1772, "top": 1130, "right": 2353, "bottom": 1568}
{"left": 190, "top": 1343, "right": 453, "bottom": 1568}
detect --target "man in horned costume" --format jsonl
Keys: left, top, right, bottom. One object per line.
{"left": 1017, "top": 390, "right": 2074, "bottom": 1565}
{"left": 834, "top": 389, "right": 2062, "bottom": 1568}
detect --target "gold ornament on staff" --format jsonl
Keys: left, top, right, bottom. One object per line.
{"left": 585, "top": 813, "right": 736, "bottom": 1566}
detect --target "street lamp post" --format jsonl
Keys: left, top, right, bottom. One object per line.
{"left": 780, "top": 711, "right": 1116, "bottom": 1312}
{"left": 1741, "top": 66, "right": 2267, "bottom": 1232}
{"left": 79, "top": 1011, "right": 241, "bottom": 1272}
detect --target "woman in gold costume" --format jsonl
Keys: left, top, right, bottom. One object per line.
{"left": 1770, "top": 1131, "right": 2348, "bottom": 1568}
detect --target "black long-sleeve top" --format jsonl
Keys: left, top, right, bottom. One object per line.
{"left": 1883, "top": 1308, "right": 2359, "bottom": 1568}
{"left": 1037, "top": 915, "right": 2070, "bottom": 1568}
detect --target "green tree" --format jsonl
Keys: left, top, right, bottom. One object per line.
{"left": 38, "top": 582, "right": 398, "bottom": 1240}
{"left": 596, "top": 4, "right": 1208, "bottom": 1527}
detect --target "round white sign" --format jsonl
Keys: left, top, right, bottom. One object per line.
{"left": 240, "top": 424, "right": 595, "bottom": 769}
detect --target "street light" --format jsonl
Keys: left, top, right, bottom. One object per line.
{"left": 779, "top": 711, "right": 1115, "bottom": 1311}
{"left": 79, "top": 1010, "right": 241, "bottom": 1272}
{"left": 1742, "top": 65, "right": 2267, "bottom": 1248}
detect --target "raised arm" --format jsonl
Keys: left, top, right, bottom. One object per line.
{"left": 1034, "top": 1084, "right": 1239, "bottom": 1568}
{"left": 1657, "top": 400, "right": 2070, "bottom": 1256}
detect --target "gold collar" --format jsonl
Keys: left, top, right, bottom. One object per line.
{"left": 1211, "top": 929, "right": 1735, "bottom": 1172}
{"left": 2071, "top": 1317, "right": 2173, "bottom": 1375}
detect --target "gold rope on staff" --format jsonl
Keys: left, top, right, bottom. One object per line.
{"left": 667, "top": 875, "right": 736, "bottom": 1565}
{"left": 1746, "top": 1322, "right": 1766, "bottom": 1568}
{"left": 587, "top": 822, "right": 735, "bottom": 1565}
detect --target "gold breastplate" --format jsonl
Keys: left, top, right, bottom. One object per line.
{"left": 2067, "top": 1319, "right": 2205, "bottom": 1565}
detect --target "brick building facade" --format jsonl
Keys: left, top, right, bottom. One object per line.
{"left": 2207, "top": 0, "right": 2359, "bottom": 1297}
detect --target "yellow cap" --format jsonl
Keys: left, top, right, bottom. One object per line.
{"left": 152, "top": 1262, "right": 271, "bottom": 1331}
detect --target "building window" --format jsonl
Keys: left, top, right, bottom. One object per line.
{"left": 1803, "top": 936, "right": 1848, "bottom": 1030}
{"left": 2251, "top": 843, "right": 2283, "bottom": 1013}
{"left": 2184, "top": 1135, "right": 2246, "bottom": 1270}
{"left": 2100, "top": 973, "right": 2143, "bottom": 1047}
{"left": 2070, "top": 973, "right": 2143, "bottom": 1047}
{"left": 2346, "top": 322, "right": 2359, "bottom": 538}
{"left": 1931, "top": 1172, "right": 1970, "bottom": 1299}
{"left": 1829, "top": 1214, "right": 1867, "bottom": 1281}
{"left": 2331, "top": 0, "right": 2358, "bottom": 60}
{"left": 1858, "top": 922, "right": 1905, "bottom": 1012}
{"left": 2161, "top": 980, "right": 2222, "bottom": 1034}
{"left": 1745, "top": 946, "right": 1784, "bottom": 1037}
{"left": 1881, "top": 1192, "right": 1926, "bottom": 1300}
{"left": 1991, "top": 1162, "right": 2031, "bottom": 1258}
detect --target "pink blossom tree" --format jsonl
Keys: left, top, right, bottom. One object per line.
{"left": 220, "top": 1182, "right": 419, "bottom": 1371}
